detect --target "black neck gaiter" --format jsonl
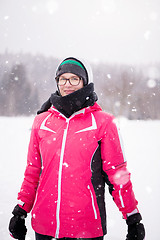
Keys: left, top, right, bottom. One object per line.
{"left": 37, "top": 83, "right": 98, "bottom": 118}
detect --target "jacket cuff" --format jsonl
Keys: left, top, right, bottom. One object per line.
{"left": 122, "top": 207, "right": 139, "bottom": 219}
{"left": 17, "top": 199, "right": 33, "bottom": 213}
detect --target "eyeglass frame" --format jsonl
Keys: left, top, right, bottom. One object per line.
{"left": 56, "top": 76, "right": 83, "bottom": 86}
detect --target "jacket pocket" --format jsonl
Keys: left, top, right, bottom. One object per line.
{"left": 87, "top": 185, "right": 98, "bottom": 219}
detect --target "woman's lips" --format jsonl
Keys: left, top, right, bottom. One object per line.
{"left": 64, "top": 90, "right": 74, "bottom": 94}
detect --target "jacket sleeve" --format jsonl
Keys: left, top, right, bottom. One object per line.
{"left": 101, "top": 117, "right": 138, "bottom": 219}
{"left": 17, "top": 116, "right": 41, "bottom": 213}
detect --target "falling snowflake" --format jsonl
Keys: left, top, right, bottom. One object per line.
{"left": 107, "top": 74, "right": 111, "bottom": 79}
{"left": 147, "top": 79, "right": 156, "bottom": 88}
{"left": 63, "top": 162, "right": 69, "bottom": 167}
{"left": 46, "top": 0, "right": 58, "bottom": 14}
{"left": 4, "top": 16, "right": 9, "bottom": 20}
{"left": 144, "top": 30, "right": 151, "bottom": 40}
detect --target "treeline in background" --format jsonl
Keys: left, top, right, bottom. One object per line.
{"left": 0, "top": 50, "right": 160, "bottom": 119}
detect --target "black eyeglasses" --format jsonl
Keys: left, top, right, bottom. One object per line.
{"left": 57, "top": 76, "right": 82, "bottom": 86}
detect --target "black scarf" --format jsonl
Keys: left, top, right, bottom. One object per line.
{"left": 37, "top": 83, "right": 98, "bottom": 118}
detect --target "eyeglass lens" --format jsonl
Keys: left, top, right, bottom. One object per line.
{"left": 58, "top": 77, "right": 80, "bottom": 86}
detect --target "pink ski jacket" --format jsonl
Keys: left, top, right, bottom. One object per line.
{"left": 18, "top": 102, "right": 138, "bottom": 238}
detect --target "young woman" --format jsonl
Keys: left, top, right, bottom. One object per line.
{"left": 9, "top": 57, "right": 145, "bottom": 240}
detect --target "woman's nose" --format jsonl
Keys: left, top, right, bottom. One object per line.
{"left": 65, "top": 80, "right": 72, "bottom": 86}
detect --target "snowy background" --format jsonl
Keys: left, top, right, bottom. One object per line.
{"left": 0, "top": 0, "right": 160, "bottom": 64}
{"left": 0, "top": 117, "right": 160, "bottom": 240}
{"left": 0, "top": 0, "right": 160, "bottom": 239}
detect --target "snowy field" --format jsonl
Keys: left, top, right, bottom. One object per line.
{"left": 0, "top": 116, "right": 160, "bottom": 240}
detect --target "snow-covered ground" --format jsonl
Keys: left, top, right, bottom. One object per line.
{"left": 0, "top": 117, "right": 160, "bottom": 240}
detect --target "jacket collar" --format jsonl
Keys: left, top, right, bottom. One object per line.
{"left": 49, "top": 102, "right": 102, "bottom": 120}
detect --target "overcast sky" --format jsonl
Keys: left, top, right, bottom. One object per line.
{"left": 0, "top": 0, "right": 160, "bottom": 64}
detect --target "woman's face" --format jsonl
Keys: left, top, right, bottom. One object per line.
{"left": 58, "top": 73, "right": 84, "bottom": 96}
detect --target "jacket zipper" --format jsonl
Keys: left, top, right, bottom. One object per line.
{"left": 55, "top": 119, "right": 69, "bottom": 238}
{"left": 87, "top": 185, "right": 98, "bottom": 219}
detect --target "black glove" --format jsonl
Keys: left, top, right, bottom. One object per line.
{"left": 126, "top": 213, "right": 145, "bottom": 240}
{"left": 9, "top": 205, "right": 27, "bottom": 240}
